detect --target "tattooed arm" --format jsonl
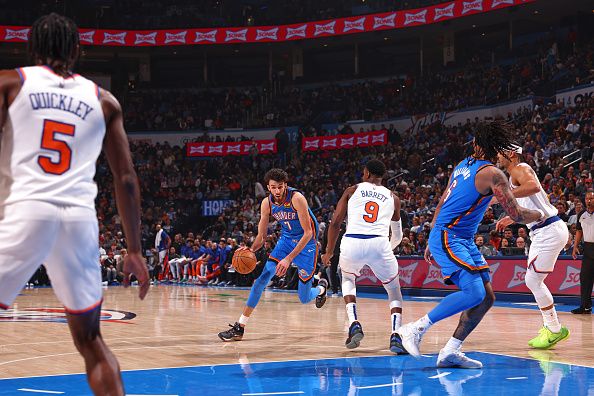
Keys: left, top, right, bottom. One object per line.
{"left": 477, "top": 166, "right": 543, "bottom": 224}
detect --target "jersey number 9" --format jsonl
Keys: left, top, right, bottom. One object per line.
{"left": 363, "top": 201, "right": 379, "bottom": 223}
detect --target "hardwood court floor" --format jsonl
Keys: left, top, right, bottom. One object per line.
{"left": 0, "top": 285, "right": 593, "bottom": 380}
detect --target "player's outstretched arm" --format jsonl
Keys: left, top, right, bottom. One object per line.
{"left": 248, "top": 197, "right": 271, "bottom": 253}
{"left": 100, "top": 88, "right": 149, "bottom": 300}
{"left": 481, "top": 166, "right": 543, "bottom": 225}
{"left": 322, "top": 186, "right": 355, "bottom": 266}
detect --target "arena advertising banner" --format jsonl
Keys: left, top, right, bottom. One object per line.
{"left": 358, "top": 257, "right": 588, "bottom": 296}
{"left": 0, "top": 1, "right": 534, "bottom": 47}
{"left": 556, "top": 84, "right": 594, "bottom": 107}
{"left": 302, "top": 130, "right": 387, "bottom": 152}
{"left": 186, "top": 139, "right": 277, "bottom": 157}
{"left": 202, "top": 200, "right": 234, "bottom": 217}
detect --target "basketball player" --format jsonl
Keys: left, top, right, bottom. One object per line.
{"left": 322, "top": 159, "right": 406, "bottom": 353}
{"left": 218, "top": 169, "right": 328, "bottom": 341}
{"left": 0, "top": 14, "right": 149, "bottom": 395}
{"left": 399, "top": 122, "right": 544, "bottom": 368}
{"left": 496, "top": 146, "right": 570, "bottom": 348}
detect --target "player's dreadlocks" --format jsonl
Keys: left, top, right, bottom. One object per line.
{"left": 472, "top": 120, "right": 518, "bottom": 163}
{"left": 28, "top": 13, "right": 79, "bottom": 75}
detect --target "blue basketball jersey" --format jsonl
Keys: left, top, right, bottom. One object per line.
{"left": 269, "top": 187, "right": 319, "bottom": 241}
{"left": 435, "top": 157, "right": 494, "bottom": 238}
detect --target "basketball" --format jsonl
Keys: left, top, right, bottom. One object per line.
{"left": 232, "top": 249, "right": 257, "bottom": 274}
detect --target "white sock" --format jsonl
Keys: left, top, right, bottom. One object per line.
{"left": 239, "top": 314, "right": 249, "bottom": 326}
{"left": 443, "top": 337, "right": 463, "bottom": 353}
{"left": 391, "top": 313, "right": 402, "bottom": 333}
{"left": 542, "top": 307, "right": 561, "bottom": 333}
{"left": 346, "top": 303, "right": 358, "bottom": 325}
{"left": 414, "top": 315, "right": 433, "bottom": 334}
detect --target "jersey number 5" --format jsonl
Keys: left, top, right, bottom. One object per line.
{"left": 363, "top": 201, "right": 379, "bottom": 223}
{"left": 38, "top": 120, "right": 76, "bottom": 175}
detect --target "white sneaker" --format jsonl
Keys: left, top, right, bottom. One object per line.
{"left": 398, "top": 322, "right": 423, "bottom": 358}
{"left": 437, "top": 349, "right": 483, "bottom": 369}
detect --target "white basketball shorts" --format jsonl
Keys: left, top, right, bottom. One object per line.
{"left": 339, "top": 236, "right": 399, "bottom": 284}
{"left": 0, "top": 201, "right": 102, "bottom": 312}
{"left": 528, "top": 220, "right": 568, "bottom": 274}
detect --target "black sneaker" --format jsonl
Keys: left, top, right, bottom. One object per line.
{"left": 315, "top": 279, "right": 329, "bottom": 308}
{"left": 571, "top": 307, "right": 592, "bottom": 314}
{"left": 346, "top": 321, "right": 364, "bottom": 349}
{"left": 218, "top": 322, "right": 244, "bottom": 342}
{"left": 390, "top": 332, "right": 409, "bottom": 355}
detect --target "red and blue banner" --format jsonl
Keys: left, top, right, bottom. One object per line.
{"left": 186, "top": 139, "right": 276, "bottom": 157}
{"left": 301, "top": 130, "right": 388, "bottom": 152}
{"left": 0, "top": 0, "right": 534, "bottom": 47}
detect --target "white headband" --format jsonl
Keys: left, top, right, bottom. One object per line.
{"left": 510, "top": 144, "right": 522, "bottom": 155}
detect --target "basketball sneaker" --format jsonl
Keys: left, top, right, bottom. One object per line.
{"left": 437, "top": 349, "right": 483, "bottom": 369}
{"left": 528, "top": 326, "right": 570, "bottom": 349}
{"left": 570, "top": 307, "right": 592, "bottom": 314}
{"left": 218, "top": 322, "right": 244, "bottom": 342}
{"left": 389, "top": 332, "right": 408, "bottom": 355}
{"left": 345, "top": 321, "right": 364, "bottom": 349}
{"left": 315, "top": 279, "right": 329, "bottom": 308}
{"left": 397, "top": 322, "right": 423, "bottom": 358}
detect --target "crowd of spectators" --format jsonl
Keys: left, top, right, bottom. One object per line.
{"left": 124, "top": 37, "right": 594, "bottom": 131}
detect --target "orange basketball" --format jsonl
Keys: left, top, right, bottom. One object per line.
{"left": 232, "top": 249, "right": 257, "bottom": 274}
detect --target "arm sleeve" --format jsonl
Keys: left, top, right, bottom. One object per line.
{"left": 390, "top": 220, "right": 403, "bottom": 250}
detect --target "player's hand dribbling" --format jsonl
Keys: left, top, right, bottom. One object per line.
{"left": 123, "top": 252, "right": 150, "bottom": 300}
{"left": 275, "top": 258, "right": 291, "bottom": 277}
{"left": 321, "top": 252, "right": 333, "bottom": 267}
{"left": 424, "top": 245, "right": 432, "bottom": 264}
{"left": 495, "top": 216, "right": 514, "bottom": 232}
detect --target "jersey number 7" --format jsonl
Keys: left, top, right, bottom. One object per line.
{"left": 38, "top": 119, "right": 76, "bottom": 175}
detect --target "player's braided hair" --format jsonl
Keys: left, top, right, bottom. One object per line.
{"left": 365, "top": 158, "right": 386, "bottom": 178}
{"left": 473, "top": 120, "right": 517, "bottom": 163}
{"left": 28, "top": 13, "right": 79, "bottom": 75}
{"left": 264, "top": 168, "right": 288, "bottom": 184}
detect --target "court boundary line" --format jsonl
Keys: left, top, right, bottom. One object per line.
{"left": 476, "top": 350, "right": 594, "bottom": 369}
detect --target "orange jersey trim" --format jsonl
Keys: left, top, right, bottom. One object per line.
{"left": 443, "top": 231, "right": 489, "bottom": 272}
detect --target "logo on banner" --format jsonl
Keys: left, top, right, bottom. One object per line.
{"left": 404, "top": 9, "right": 428, "bottom": 25}
{"left": 227, "top": 144, "right": 241, "bottom": 154}
{"left": 103, "top": 32, "right": 127, "bottom": 44}
{"left": 434, "top": 3, "right": 456, "bottom": 20}
{"left": 260, "top": 142, "right": 275, "bottom": 152}
{"left": 462, "top": 0, "right": 483, "bottom": 14}
{"left": 399, "top": 262, "right": 419, "bottom": 286}
{"left": 489, "top": 262, "right": 501, "bottom": 277}
{"left": 559, "top": 265, "right": 580, "bottom": 291}
{"left": 286, "top": 24, "right": 307, "bottom": 39}
{"left": 304, "top": 139, "right": 320, "bottom": 150}
{"left": 209, "top": 145, "right": 224, "bottom": 154}
{"left": 225, "top": 29, "right": 248, "bottom": 42}
{"left": 492, "top": 0, "right": 514, "bottom": 7}
{"left": 314, "top": 21, "right": 336, "bottom": 36}
{"left": 5, "top": 28, "right": 29, "bottom": 41}
{"left": 359, "top": 266, "right": 379, "bottom": 284}
{"left": 195, "top": 30, "right": 218, "bottom": 42}
{"left": 356, "top": 135, "right": 369, "bottom": 145}
{"left": 423, "top": 263, "right": 444, "bottom": 286}
{"left": 340, "top": 137, "right": 355, "bottom": 147}
{"left": 373, "top": 13, "right": 397, "bottom": 29}
{"left": 371, "top": 133, "right": 385, "bottom": 144}
{"left": 322, "top": 138, "right": 338, "bottom": 149}
{"left": 343, "top": 17, "right": 366, "bottom": 32}
{"left": 255, "top": 28, "right": 278, "bottom": 41}
{"left": 0, "top": 308, "right": 135, "bottom": 323}
{"left": 79, "top": 30, "right": 96, "bottom": 43}
{"left": 134, "top": 32, "right": 157, "bottom": 45}
{"left": 507, "top": 265, "right": 526, "bottom": 289}
{"left": 165, "top": 31, "right": 187, "bottom": 44}
{"left": 189, "top": 145, "right": 205, "bottom": 155}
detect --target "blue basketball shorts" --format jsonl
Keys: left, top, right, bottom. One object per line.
{"left": 269, "top": 237, "right": 318, "bottom": 283}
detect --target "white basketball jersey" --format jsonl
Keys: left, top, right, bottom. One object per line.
{"left": 346, "top": 182, "right": 394, "bottom": 236}
{"left": 0, "top": 66, "right": 105, "bottom": 210}
{"left": 510, "top": 163, "right": 557, "bottom": 228}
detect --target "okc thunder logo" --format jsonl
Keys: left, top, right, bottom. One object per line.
{"left": 0, "top": 308, "right": 136, "bottom": 323}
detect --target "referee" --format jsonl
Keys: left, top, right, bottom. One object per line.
{"left": 572, "top": 190, "right": 594, "bottom": 314}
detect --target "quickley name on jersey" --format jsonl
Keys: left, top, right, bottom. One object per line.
{"left": 269, "top": 187, "right": 319, "bottom": 241}
{"left": 435, "top": 157, "right": 494, "bottom": 239}
{"left": 28, "top": 92, "right": 95, "bottom": 121}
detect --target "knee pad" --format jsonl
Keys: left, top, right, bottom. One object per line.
{"left": 461, "top": 276, "right": 486, "bottom": 307}
{"left": 341, "top": 271, "right": 357, "bottom": 297}
{"left": 525, "top": 267, "right": 554, "bottom": 308}
{"left": 383, "top": 276, "right": 403, "bottom": 304}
